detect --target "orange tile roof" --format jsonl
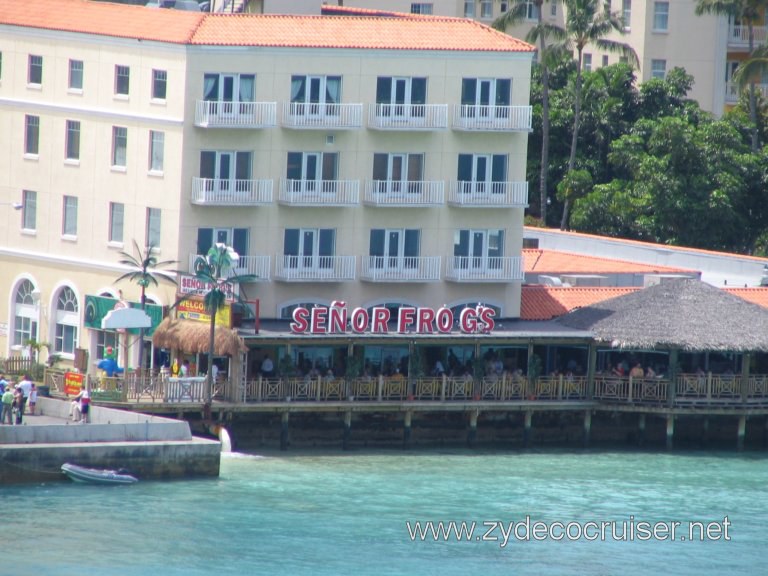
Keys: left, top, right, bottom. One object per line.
{"left": 521, "top": 285, "right": 768, "bottom": 321}
{"left": 523, "top": 249, "right": 696, "bottom": 275}
{"left": 0, "top": 0, "right": 534, "bottom": 52}
{"left": 521, "top": 286, "right": 638, "bottom": 321}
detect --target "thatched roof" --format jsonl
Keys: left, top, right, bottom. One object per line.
{"left": 152, "top": 317, "right": 246, "bottom": 356}
{"left": 557, "top": 278, "right": 768, "bottom": 352}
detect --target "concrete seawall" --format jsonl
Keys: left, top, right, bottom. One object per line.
{"left": 0, "top": 398, "right": 220, "bottom": 485}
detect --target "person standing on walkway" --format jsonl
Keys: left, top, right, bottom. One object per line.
{"left": 1, "top": 385, "right": 14, "bottom": 424}
{"left": 28, "top": 384, "right": 38, "bottom": 415}
{"left": 0, "top": 373, "right": 7, "bottom": 394}
{"left": 13, "top": 386, "right": 24, "bottom": 424}
{"left": 16, "top": 374, "right": 33, "bottom": 422}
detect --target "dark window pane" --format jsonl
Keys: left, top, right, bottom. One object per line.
{"left": 287, "top": 152, "right": 302, "bottom": 179}
{"left": 461, "top": 78, "right": 476, "bottom": 105}
{"left": 319, "top": 229, "right": 335, "bottom": 256}
{"left": 235, "top": 152, "right": 252, "bottom": 180}
{"left": 404, "top": 230, "right": 420, "bottom": 257}
{"left": 284, "top": 229, "right": 299, "bottom": 256}
{"left": 411, "top": 78, "right": 427, "bottom": 104}
{"left": 376, "top": 77, "right": 391, "bottom": 103}
{"left": 233, "top": 228, "right": 248, "bottom": 257}
{"left": 491, "top": 155, "right": 507, "bottom": 182}
{"left": 200, "top": 151, "right": 216, "bottom": 179}
{"left": 197, "top": 228, "right": 213, "bottom": 254}
{"left": 373, "top": 154, "right": 388, "bottom": 180}
{"left": 496, "top": 79, "right": 511, "bottom": 105}
{"left": 458, "top": 154, "right": 472, "bottom": 180}
{"left": 322, "top": 153, "right": 337, "bottom": 180}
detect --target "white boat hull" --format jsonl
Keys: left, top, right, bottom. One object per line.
{"left": 61, "top": 463, "right": 138, "bottom": 485}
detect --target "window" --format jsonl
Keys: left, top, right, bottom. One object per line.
{"left": 290, "top": 75, "right": 341, "bottom": 115}
{"left": 112, "top": 126, "right": 127, "bottom": 167}
{"left": 149, "top": 131, "right": 164, "bottom": 172}
{"left": 109, "top": 202, "right": 124, "bottom": 244}
{"left": 602, "top": 55, "right": 609, "bottom": 67}
{"left": 410, "top": 3, "right": 433, "bottom": 14}
{"left": 196, "top": 228, "right": 249, "bottom": 258}
{"left": 280, "top": 302, "right": 324, "bottom": 320}
{"left": 283, "top": 228, "right": 335, "bottom": 269}
{"left": 524, "top": 1, "right": 539, "bottom": 20}
{"left": 68, "top": 59, "right": 83, "bottom": 90}
{"left": 54, "top": 287, "right": 79, "bottom": 355}
{"left": 375, "top": 76, "right": 427, "bottom": 117}
{"left": 96, "top": 330, "right": 118, "bottom": 362}
{"left": 372, "top": 153, "right": 424, "bottom": 193}
{"left": 24, "top": 115, "right": 39, "bottom": 155}
{"left": 370, "top": 229, "right": 421, "bottom": 269}
{"left": 62, "top": 196, "right": 78, "bottom": 237}
{"left": 13, "top": 280, "right": 38, "bottom": 347}
{"left": 457, "top": 154, "right": 508, "bottom": 193}
{"left": 203, "top": 73, "right": 255, "bottom": 103}
{"left": 583, "top": 53, "right": 592, "bottom": 72}
{"left": 653, "top": 1, "right": 669, "bottom": 31}
{"left": 622, "top": 0, "right": 631, "bottom": 30}
{"left": 152, "top": 69, "right": 167, "bottom": 100}
{"left": 28, "top": 55, "right": 42, "bottom": 85}
{"left": 0, "top": 52, "right": 3, "bottom": 81}
{"left": 286, "top": 152, "right": 338, "bottom": 192}
{"left": 115, "top": 65, "right": 130, "bottom": 95}
{"left": 146, "top": 208, "right": 161, "bottom": 247}
{"left": 460, "top": 78, "right": 511, "bottom": 117}
{"left": 550, "top": 2, "right": 557, "bottom": 16}
{"left": 651, "top": 59, "right": 666, "bottom": 79}
{"left": 200, "top": 150, "right": 252, "bottom": 193}
{"left": 464, "top": 0, "right": 475, "bottom": 18}
{"left": 65, "top": 120, "right": 80, "bottom": 161}
{"left": 454, "top": 229, "right": 505, "bottom": 269}
{"left": 22, "top": 190, "right": 36, "bottom": 231}
{"left": 480, "top": 0, "right": 493, "bottom": 18}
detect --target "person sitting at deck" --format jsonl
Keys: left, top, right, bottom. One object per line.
{"left": 645, "top": 365, "right": 657, "bottom": 378}
{"left": 261, "top": 356, "right": 274, "bottom": 378}
{"left": 629, "top": 363, "right": 645, "bottom": 379}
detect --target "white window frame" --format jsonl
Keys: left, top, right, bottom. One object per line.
{"left": 62, "top": 196, "right": 78, "bottom": 238}
{"left": 68, "top": 59, "right": 83, "bottom": 91}
{"left": 109, "top": 202, "right": 124, "bottom": 245}
{"left": 152, "top": 69, "right": 167, "bottom": 100}
{"left": 28, "top": 54, "right": 42, "bottom": 85}
{"left": 653, "top": 1, "right": 669, "bottom": 32}
{"left": 24, "top": 115, "right": 39, "bottom": 156}
{"left": 13, "top": 279, "right": 39, "bottom": 348}
{"left": 651, "top": 59, "right": 667, "bottom": 79}
{"left": 53, "top": 286, "right": 79, "bottom": 357}
{"left": 65, "top": 120, "right": 80, "bottom": 161}
{"left": 22, "top": 190, "right": 37, "bottom": 232}
{"left": 622, "top": 0, "right": 631, "bottom": 30}
{"left": 149, "top": 130, "right": 164, "bottom": 173}
{"left": 112, "top": 126, "right": 127, "bottom": 168}
{"left": 146, "top": 207, "right": 161, "bottom": 247}
{"left": 115, "top": 64, "right": 130, "bottom": 96}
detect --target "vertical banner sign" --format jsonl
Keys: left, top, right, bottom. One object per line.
{"left": 64, "top": 372, "right": 84, "bottom": 396}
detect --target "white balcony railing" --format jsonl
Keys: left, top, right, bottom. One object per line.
{"left": 368, "top": 103, "right": 448, "bottom": 130}
{"left": 445, "top": 256, "right": 523, "bottom": 282}
{"left": 274, "top": 255, "right": 356, "bottom": 281}
{"left": 728, "top": 25, "right": 768, "bottom": 48}
{"left": 448, "top": 181, "right": 528, "bottom": 207}
{"left": 194, "top": 100, "right": 277, "bottom": 128}
{"left": 188, "top": 254, "right": 271, "bottom": 281}
{"left": 281, "top": 102, "right": 363, "bottom": 129}
{"left": 725, "top": 81, "right": 768, "bottom": 103}
{"left": 191, "top": 178, "right": 273, "bottom": 206}
{"left": 363, "top": 180, "right": 444, "bottom": 206}
{"left": 452, "top": 105, "right": 532, "bottom": 131}
{"left": 278, "top": 179, "right": 359, "bottom": 206}
{"left": 360, "top": 256, "right": 441, "bottom": 282}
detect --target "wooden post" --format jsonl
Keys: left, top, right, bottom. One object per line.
{"left": 638, "top": 413, "right": 646, "bottom": 447}
{"left": 586, "top": 343, "right": 597, "bottom": 400}
{"left": 737, "top": 415, "right": 746, "bottom": 452}
{"left": 665, "top": 414, "right": 674, "bottom": 451}
{"left": 257, "top": 374, "right": 262, "bottom": 402}
{"left": 403, "top": 410, "right": 413, "bottom": 449}
{"left": 667, "top": 349, "right": 679, "bottom": 408}
{"left": 280, "top": 411, "right": 289, "bottom": 451}
{"left": 440, "top": 373, "right": 447, "bottom": 402}
{"left": 377, "top": 374, "right": 384, "bottom": 402}
{"left": 702, "top": 417, "right": 709, "bottom": 448}
{"left": 523, "top": 410, "right": 533, "bottom": 448}
{"left": 557, "top": 374, "right": 563, "bottom": 400}
{"left": 741, "top": 352, "right": 751, "bottom": 403}
{"left": 467, "top": 409, "right": 479, "bottom": 448}
{"left": 342, "top": 410, "right": 352, "bottom": 451}
{"left": 583, "top": 410, "right": 591, "bottom": 448}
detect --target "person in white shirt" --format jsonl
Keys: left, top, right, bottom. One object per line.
{"left": 261, "top": 356, "right": 274, "bottom": 377}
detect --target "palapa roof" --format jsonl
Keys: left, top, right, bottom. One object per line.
{"left": 152, "top": 317, "right": 246, "bottom": 357}
{"left": 557, "top": 279, "right": 768, "bottom": 352}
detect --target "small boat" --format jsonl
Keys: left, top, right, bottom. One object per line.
{"left": 61, "top": 463, "right": 138, "bottom": 485}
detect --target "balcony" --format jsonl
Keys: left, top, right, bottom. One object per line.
{"left": 445, "top": 256, "right": 523, "bottom": 282}
{"left": 274, "top": 255, "right": 356, "bottom": 282}
{"left": 360, "top": 256, "right": 441, "bottom": 282}
{"left": 188, "top": 254, "right": 271, "bottom": 281}
{"left": 368, "top": 103, "right": 448, "bottom": 130}
{"left": 728, "top": 25, "right": 767, "bottom": 49}
{"left": 281, "top": 102, "right": 363, "bottom": 129}
{"left": 448, "top": 181, "right": 528, "bottom": 208}
{"left": 194, "top": 101, "right": 277, "bottom": 128}
{"left": 191, "top": 178, "right": 273, "bottom": 206}
{"left": 363, "top": 180, "right": 444, "bottom": 207}
{"left": 452, "top": 105, "right": 532, "bottom": 132}
{"left": 278, "top": 179, "right": 359, "bottom": 206}
{"left": 725, "top": 81, "right": 768, "bottom": 104}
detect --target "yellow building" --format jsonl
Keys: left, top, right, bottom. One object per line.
{"left": 0, "top": 0, "right": 534, "bottom": 373}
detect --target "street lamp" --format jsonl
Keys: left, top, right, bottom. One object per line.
{"left": 1, "top": 202, "right": 23, "bottom": 210}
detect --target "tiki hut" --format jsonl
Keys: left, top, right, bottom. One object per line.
{"left": 152, "top": 317, "right": 247, "bottom": 356}
{"left": 557, "top": 278, "right": 768, "bottom": 352}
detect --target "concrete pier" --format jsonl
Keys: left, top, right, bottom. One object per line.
{"left": 467, "top": 409, "right": 479, "bottom": 448}
{"left": 280, "top": 412, "right": 289, "bottom": 451}
{"left": 342, "top": 410, "right": 352, "bottom": 451}
{"left": 638, "top": 413, "right": 646, "bottom": 447}
{"left": 737, "top": 415, "right": 746, "bottom": 452}
{"left": 403, "top": 410, "right": 412, "bottom": 449}
{"left": 666, "top": 415, "right": 675, "bottom": 451}
{"left": 583, "top": 410, "right": 592, "bottom": 448}
{"left": 523, "top": 411, "right": 533, "bottom": 448}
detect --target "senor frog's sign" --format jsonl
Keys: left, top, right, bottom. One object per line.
{"left": 291, "top": 302, "right": 496, "bottom": 335}
{"left": 178, "top": 274, "right": 237, "bottom": 303}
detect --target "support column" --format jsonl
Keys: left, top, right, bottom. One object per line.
{"left": 583, "top": 410, "right": 591, "bottom": 448}
{"left": 637, "top": 413, "right": 646, "bottom": 447}
{"left": 586, "top": 344, "right": 597, "bottom": 400}
{"left": 741, "top": 353, "right": 751, "bottom": 404}
{"left": 342, "top": 410, "right": 352, "bottom": 451}
{"left": 403, "top": 410, "right": 413, "bottom": 449}
{"left": 523, "top": 410, "right": 533, "bottom": 448}
{"left": 737, "top": 415, "right": 746, "bottom": 452}
{"left": 702, "top": 417, "right": 710, "bottom": 449}
{"left": 467, "top": 409, "right": 479, "bottom": 448}
{"left": 667, "top": 350, "right": 679, "bottom": 408}
{"left": 280, "top": 412, "right": 289, "bottom": 451}
{"left": 666, "top": 414, "right": 674, "bottom": 451}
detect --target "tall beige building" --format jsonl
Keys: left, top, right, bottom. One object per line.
{"left": 0, "top": 0, "right": 533, "bottom": 373}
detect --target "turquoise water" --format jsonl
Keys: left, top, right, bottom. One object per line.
{"left": 5, "top": 450, "right": 766, "bottom": 576}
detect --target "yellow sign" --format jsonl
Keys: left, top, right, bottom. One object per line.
{"left": 177, "top": 298, "right": 231, "bottom": 327}
{"left": 64, "top": 372, "right": 84, "bottom": 396}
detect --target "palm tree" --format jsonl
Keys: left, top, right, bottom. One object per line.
{"left": 494, "top": 0, "right": 566, "bottom": 226}
{"left": 556, "top": 0, "right": 638, "bottom": 229}
{"left": 696, "top": 0, "right": 767, "bottom": 151}
{"left": 116, "top": 240, "right": 177, "bottom": 375}
{"left": 192, "top": 243, "right": 256, "bottom": 414}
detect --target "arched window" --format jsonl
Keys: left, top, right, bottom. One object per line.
{"left": 450, "top": 302, "right": 501, "bottom": 317}
{"left": 279, "top": 302, "right": 325, "bottom": 320}
{"left": 13, "top": 279, "right": 39, "bottom": 347}
{"left": 54, "top": 287, "right": 79, "bottom": 355}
